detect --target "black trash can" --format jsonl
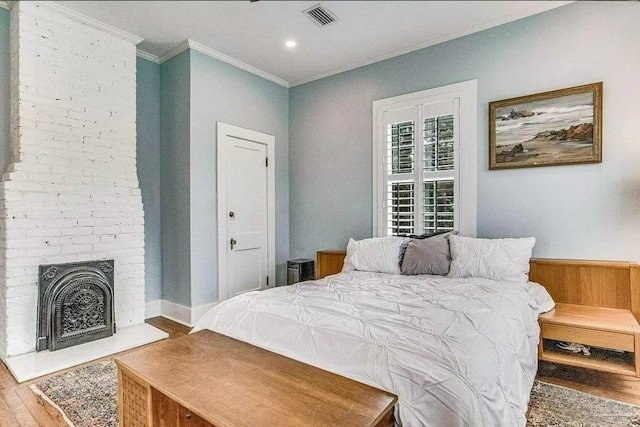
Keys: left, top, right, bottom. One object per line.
{"left": 287, "top": 259, "right": 315, "bottom": 285}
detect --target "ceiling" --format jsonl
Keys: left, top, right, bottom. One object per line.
{"left": 50, "top": 1, "right": 571, "bottom": 87}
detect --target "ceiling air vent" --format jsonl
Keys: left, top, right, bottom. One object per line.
{"left": 303, "top": 3, "right": 338, "bottom": 27}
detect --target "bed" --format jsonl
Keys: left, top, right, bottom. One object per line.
{"left": 193, "top": 235, "right": 555, "bottom": 426}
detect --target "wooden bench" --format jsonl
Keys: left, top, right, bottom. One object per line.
{"left": 115, "top": 330, "right": 397, "bottom": 427}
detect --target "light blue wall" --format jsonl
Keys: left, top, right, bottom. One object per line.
{"left": 136, "top": 57, "right": 162, "bottom": 302}
{"left": 0, "top": 8, "right": 10, "bottom": 174}
{"left": 189, "top": 50, "right": 289, "bottom": 307}
{"left": 159, "top": 51, "right": 192, "bottom": 307}
{"left": 289, "top": 2, "right": 640, "bottom": 263}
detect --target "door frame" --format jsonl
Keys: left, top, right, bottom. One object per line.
{"left": 217, "top": 122, "right": 276, "bottom": 303}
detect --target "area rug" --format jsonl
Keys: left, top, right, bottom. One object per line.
{"left": 527, "top": 381, "right": 640, "bottom": 426}
{"left": 31, "top": 360, "right": 640, "bottom": 427}
{"left": 31, "top": 360, "right": 117, "bottom": 427}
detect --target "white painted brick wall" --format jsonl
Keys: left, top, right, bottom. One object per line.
{"left": 0, "top": 2, "right": 145, "bottom": 358}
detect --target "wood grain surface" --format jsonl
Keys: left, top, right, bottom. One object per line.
{"left": 316, "top": 250, "right": 347, "bottom": 279}
{"left": 530, "top": 259, "right": 640, "bottom": 322}
{"left": 116, "top": 330, "right": 397, "bottom": 427}
{"left": 538, "top": 303, "right": 640, "bottom": 376}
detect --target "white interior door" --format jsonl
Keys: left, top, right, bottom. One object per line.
{"left": 218, "top": 123, "right": 275, "bottom": 302}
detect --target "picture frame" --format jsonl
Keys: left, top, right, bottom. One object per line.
{"left": 488, "top": 82, "right": 602, "bottom": 170}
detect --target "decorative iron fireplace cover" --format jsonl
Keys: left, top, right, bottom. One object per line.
{"left": 37, "top": 260, "right": 115, "bottom": 352}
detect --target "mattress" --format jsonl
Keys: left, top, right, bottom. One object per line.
{"left": 193, "top": 271, "right": 553, "bottom": 426}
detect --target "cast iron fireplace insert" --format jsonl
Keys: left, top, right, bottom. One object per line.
{"left": 37, "top": 260, "right": 115, "bottom": 352}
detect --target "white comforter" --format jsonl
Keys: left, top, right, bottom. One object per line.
{"left": 193, "top": 271, "right": 551, "bottom": 427}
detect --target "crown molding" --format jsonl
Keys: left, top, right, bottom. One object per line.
{"left": 38, "top": 1, "right": 143, "bottom": 44}
{"left": 290, "top": 0, "right": 573, "bottom": 87}
{"left": 158, "top": 39, "right": 190, "bottom": 64}
{"left": 188, "top": 40, "right": 289, "bottom": 88}
{"left": 137, "top": 49, "right": 160, "bottom": 64}
{"left": 159, "top": 39, "right": 289, "bottom": 88}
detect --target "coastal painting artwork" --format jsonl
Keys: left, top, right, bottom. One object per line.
{"left": 489, "top": 82, "right": 602, "bottom": 170}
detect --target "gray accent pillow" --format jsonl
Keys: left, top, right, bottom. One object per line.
{"left": 398, "top": 230, "right": 457, "bottom": 266}
{"left": 401, "top": 232, "right": 455, "bottom": 276}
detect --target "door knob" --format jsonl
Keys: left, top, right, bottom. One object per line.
{"left": 230, "top": 238, "right": 237, "bottom": 250}
{"left": 229, "top": 211, "right": 235, "bottom": 218}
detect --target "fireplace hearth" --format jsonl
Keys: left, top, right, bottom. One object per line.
{"left": 37, "top": 260, "right": 115, "bottom": 352}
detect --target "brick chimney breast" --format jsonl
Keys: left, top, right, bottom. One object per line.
{"left": 0, "top": 2, "right": 145, "bottom": 358}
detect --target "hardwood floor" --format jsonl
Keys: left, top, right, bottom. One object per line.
{"left": 1, "top": 318, "right": 639, "bottom": 426}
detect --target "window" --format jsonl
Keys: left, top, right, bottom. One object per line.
{"left": 373, "top": 80, "right": 477, "bottom": 237}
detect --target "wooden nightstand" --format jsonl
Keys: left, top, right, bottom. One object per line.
{"left": 316, "top": 250, "right": 347, "bottom": 279}
{"left": 538, "top": 303, "right": 640, "bottom": 376}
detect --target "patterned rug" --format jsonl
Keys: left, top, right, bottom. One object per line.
{"left": 527, "top": 381, "right": 640, "bottom": 426}
{"left": 31, "top": 360, "right": 117, "bottom": 427}
{"left": 31, "top": 360, "right": 640, "bottom": 426}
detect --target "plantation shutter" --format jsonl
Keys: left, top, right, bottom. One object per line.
{"left": 384, "top": 107, "right": 418, "bottom": 236}
{"left": 383, "top": 99, "right": 459, "bottom": 236}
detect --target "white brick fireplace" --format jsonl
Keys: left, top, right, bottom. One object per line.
{"left": 0, "top": 2, "right": 149, "bottom": 361}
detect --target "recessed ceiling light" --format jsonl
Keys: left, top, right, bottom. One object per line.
{"left": 285, "top": 40, "right": 297, "bottom": 48}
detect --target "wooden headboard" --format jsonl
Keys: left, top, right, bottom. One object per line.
{"left": 316, "top": 251, "right": 640, "bottom": 322}
{"left": 529, "top": 259, "right": 640, "bottom": 322}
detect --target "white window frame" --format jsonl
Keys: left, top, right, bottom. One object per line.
{"left": 372, "top": 80, "right": 477, "bottom": 237}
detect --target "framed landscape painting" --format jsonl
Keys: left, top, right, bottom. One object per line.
{"left": 489, "top": 82, "right": 602, "bottom": 170}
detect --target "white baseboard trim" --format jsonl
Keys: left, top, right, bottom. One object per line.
{"left": 145, "top": 299, "right": 218, "bottom": 327}
{"left": 159, "top": 300, "right": 192, "bottom": 326}
{"left": 145, "top": 299, "right": 162, "bottom": 318}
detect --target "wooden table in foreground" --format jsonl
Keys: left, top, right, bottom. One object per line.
{"left": 115, "top": 330, "right": 397, "bottom": 427}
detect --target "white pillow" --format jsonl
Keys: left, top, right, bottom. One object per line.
{"left": 447, "top": 235, "right": 535, "bottom": 282}
{"left": 342, "top": 236, "right": 406, "bottom": 274}
{"left": 527, "top": 281, "right": 556, "bottom": 314}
